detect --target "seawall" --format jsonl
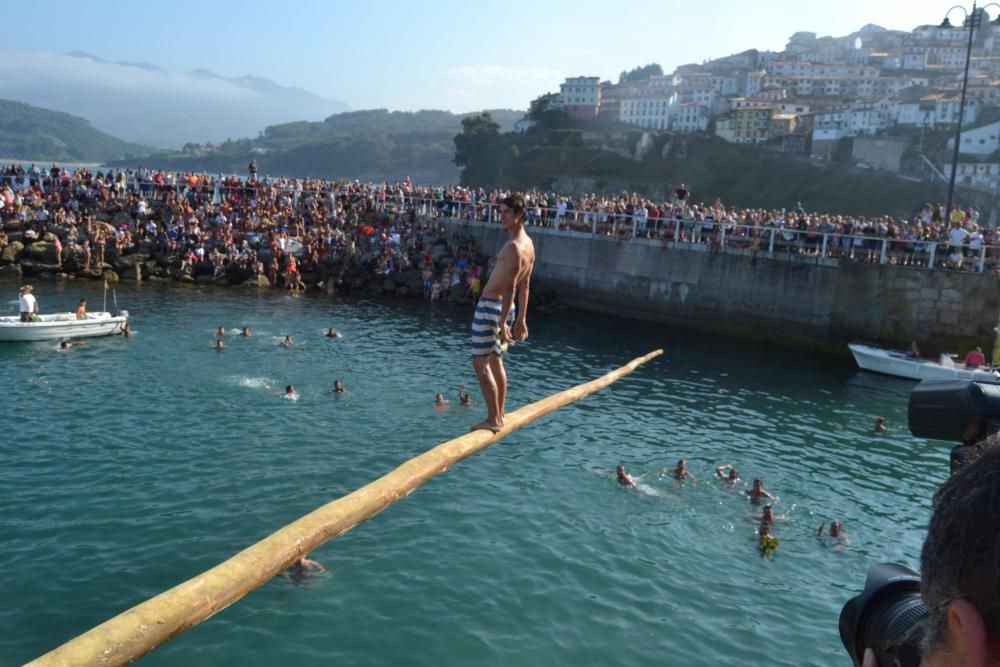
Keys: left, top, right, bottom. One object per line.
{"left": 442, "top": 219, "right": 1000, "bottom": 355}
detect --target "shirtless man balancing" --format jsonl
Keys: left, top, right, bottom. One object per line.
{"left": 470, "top": 194, "right": 535, "bottom": 432}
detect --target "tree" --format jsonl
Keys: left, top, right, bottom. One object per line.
{"left": 618, "top": 63, "right": 664, "bottom": 84}
{"left": 453, "top": 113, "right": 500, "bottom": 168}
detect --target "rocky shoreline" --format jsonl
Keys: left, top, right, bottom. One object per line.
{"left": 0, "top": 208, "right": 561, "bottom": 310}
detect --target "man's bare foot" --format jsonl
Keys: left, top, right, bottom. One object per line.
{"left": 470, "top": 419, "right": 502, "bottom": 433}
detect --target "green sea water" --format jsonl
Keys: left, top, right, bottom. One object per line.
{"left": 0, "top": 279, "right": 944, "bottom": 666}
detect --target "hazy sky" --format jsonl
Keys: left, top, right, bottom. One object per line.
{"left": 0, "top": 0, "right": 976, "bottom": 113}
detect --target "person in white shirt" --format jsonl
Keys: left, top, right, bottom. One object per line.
{"left": 18, "top": 285, "right": 38, "bottom": 322}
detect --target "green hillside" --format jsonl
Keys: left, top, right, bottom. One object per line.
{"left": 454, "top": 117, "right": 993, "bottom": 219}
{"left": 0, "top": 99, "right": 150, "bottom": 162}
{"left": 109, "top": 108, "right": 524, "bottom": 183}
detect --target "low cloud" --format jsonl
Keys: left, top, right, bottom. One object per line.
{"left": 0, "top": 50, "right": 255, "bottom": 100}
{"left": 0, "top": 50, "right": 346, "bottom": 147}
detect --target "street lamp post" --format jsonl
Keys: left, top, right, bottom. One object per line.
{"left": 940, "top": 2, "right": 1000, "bottom": 225}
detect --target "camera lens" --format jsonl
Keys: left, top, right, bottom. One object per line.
{"left": 840, "top": 563, "right": 927, "bottom": 667}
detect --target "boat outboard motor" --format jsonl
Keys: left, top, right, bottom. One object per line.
{"left": 908, "top": 379, "right": 1000, "bottom": 472}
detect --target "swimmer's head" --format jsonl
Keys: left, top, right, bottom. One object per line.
{"left": 285, "top": 385, "right": 294, "bottom": 393}
{"left": 728, "top": 468, "right": 739, "bottom": 480}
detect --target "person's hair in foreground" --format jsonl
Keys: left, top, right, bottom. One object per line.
{"left": 919, "top": 438, "right": 1000, "bottom": 663}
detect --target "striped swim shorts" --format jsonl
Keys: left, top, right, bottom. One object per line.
{"left": 471, "top": 296, "right": 515, "bottom": 357}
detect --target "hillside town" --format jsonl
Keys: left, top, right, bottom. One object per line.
{"left": 521, "top": 17, "right": 1000, "bottom": 194}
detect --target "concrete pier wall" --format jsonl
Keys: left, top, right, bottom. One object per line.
{"left": 441, "top": 219, "right": 999, "bottom": 354}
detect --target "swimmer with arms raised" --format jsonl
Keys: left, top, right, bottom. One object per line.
{"left": 715, "top": 464, "right": 740, "bottom": 483}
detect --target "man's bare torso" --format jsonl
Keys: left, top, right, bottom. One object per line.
{"left": 482, "top": 233, "right": 534, "bottom": 299}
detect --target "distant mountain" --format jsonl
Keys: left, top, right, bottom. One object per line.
{"left": 106, "top": 108, "right": 525, "bottom": 184}
{"left": 0, "top": 98, "right": 151, "bottom": 162}
{"left": 0, "top": 51, "right": 350, "bottom": 148}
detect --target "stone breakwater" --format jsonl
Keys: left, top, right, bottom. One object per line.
{"left": 0, "top": 212, "right": 492, "bottom": 306}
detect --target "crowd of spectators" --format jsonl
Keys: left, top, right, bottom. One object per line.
{"left": 0, "top": 163, "right": 994, "bottom": 303}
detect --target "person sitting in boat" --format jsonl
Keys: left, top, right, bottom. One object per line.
{"left": 616, "top": 464, "right": 637, "bottom": 488}
{"left": 964, "top": 346, "right": 987, "bottom": 369}
{"left": 18, "top": 285, "right": 38, "bottom": 322}
{"left": 75, "top": 298, "right": 87, "bottom": 320}
{"left": 906, "top": 341, "right": 921, "bottom": 359}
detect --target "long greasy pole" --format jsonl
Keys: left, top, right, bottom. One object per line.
{"left": 29, "top": 349, "right": 662, "bottom": 667}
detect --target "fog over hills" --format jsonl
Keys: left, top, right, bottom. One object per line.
{"left": 0, "top": 51, "right": 350, "bottom": 148}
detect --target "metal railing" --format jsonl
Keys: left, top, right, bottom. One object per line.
{"left": 399, "top": 197, "right": 997, "bottom": 273}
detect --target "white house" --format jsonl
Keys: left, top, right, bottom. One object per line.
{"left": 947, "top": 120, "right": 1000, "bottom": 156}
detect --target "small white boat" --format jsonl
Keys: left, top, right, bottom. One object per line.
{"left": 0, "top": 311, "right": 129, "bottom": 342}
{"left": 848, "top": 342, "right": 999, "bottom": 382}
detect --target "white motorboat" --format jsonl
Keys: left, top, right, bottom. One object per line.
{"left": 848, "top": 342, "right": 999, "bottom": 382}
{"left": 0, "top": 311, "right": 129, "bottom": 342}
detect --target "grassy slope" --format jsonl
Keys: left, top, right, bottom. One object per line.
{"left": 0, "top": 99, "right": 150, "bottom": 162}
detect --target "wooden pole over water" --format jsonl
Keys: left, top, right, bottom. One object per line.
{"left": 28, "top": 349, "right": 662, "bottom": 667}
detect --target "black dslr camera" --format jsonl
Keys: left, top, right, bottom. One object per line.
{"left": 839, "top": 379, "right": 1000, "bottom": 667}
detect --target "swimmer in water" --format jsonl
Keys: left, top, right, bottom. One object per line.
{"left": 217, "top": 326, "right": 226, "bottom": 336}
{"left": 458, "top": 384, "right": 472, "bottom": 405}
{"left": 241, "top": 327, "right": 253, "bottom": 337}
{"left": 325, "top": 327, "right": 342, "bottom": 338}
{"left": 818, "top": 521, "right": 851, "bottom": 549}
{"left": 755, "top": 504, "right": 786, "bottom": 524}
{"left": 332, "top": 379, "right": 346, "bottom": 394}
{"left": 671, "top": 459, "right": 696, "bottom": 481}
{"left": 435, "top": 392, "right": 450, "bottom": 406}
{"left": 59, "top": 340, "right": 73, "bottom": 349}
{"left": 747, "top": 478, "right": 776, "bottom": 503}
{"left": 122, "top": 322, "right": 132, "bottom": 338}
{"left": 616, "top": 464, "right": 637, "bottom": 488}
{"left": 758, "top": 522, "right": 779, "bottom": 554}
{"left": 280, "top": 335, "right": 293, "bottom": 347}
{"left": 283, "top": 384, "right": 298, "bottom": 399}
{"left": 874, "top": 416, "right": 887, "bottom": 434}
{"left": 282, "top": 553, "right": 326, "bottom": 582}
{"left": 715, "top": 464, "right": 740, "bottom": 483}
{"left": 215, "top": 339, "right": 225, "bottom": 350}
